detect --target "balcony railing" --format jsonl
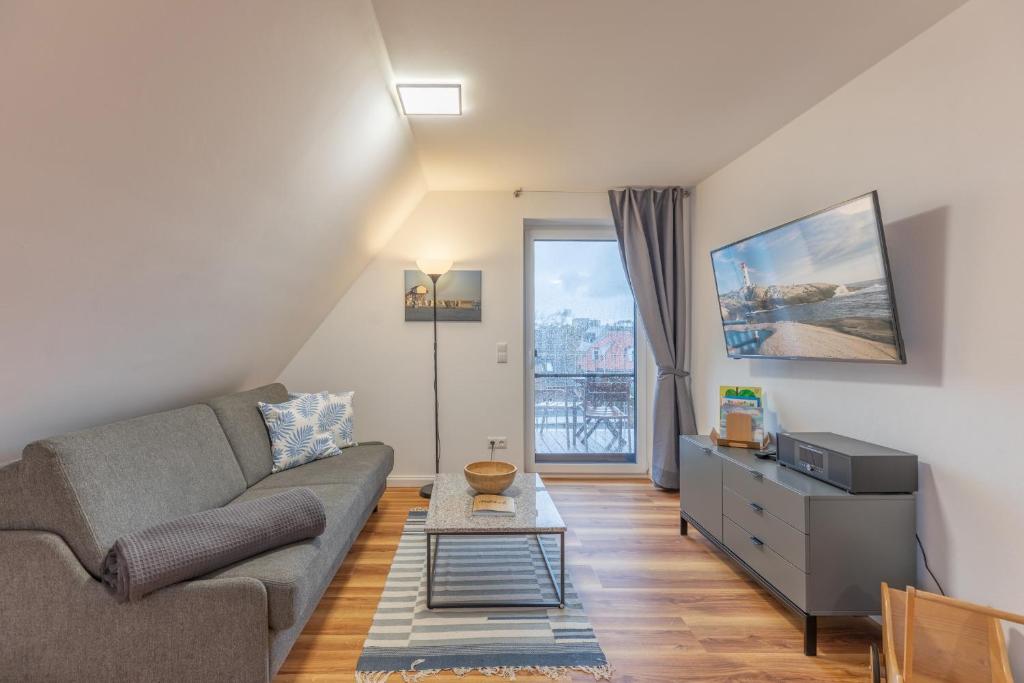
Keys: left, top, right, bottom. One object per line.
{"left": 533, "top": 372, "right": 636, "bottom": 464}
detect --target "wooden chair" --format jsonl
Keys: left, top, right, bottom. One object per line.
{"left": 535, "top": 379, "right": 578, "bottom": 449}
{"left": 575, "top": 377, "right": 633, "bottom": 452}
{"left": 872, "top": 583, "right": 1024, "bottom": 682}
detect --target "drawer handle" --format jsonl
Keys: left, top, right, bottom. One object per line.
{"left": 749, "top": 502, "right": 764, "bottom": 514}
{"left": 749, "top": 470, "right": 764, "bottom": 480}
{"left": 749, "top": 536, "right": 764, "bottom": 547}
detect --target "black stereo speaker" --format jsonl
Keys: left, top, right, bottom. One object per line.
{"left": 777, "top": 432, "right": 918, "bottom": 494}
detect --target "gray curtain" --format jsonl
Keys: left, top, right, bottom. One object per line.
{"left": 609, "top": 187, "right": 696, "bottom": 489}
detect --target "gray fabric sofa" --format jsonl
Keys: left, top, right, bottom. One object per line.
{"left": 0, "top": 383, "right": 393, "bottom": 682}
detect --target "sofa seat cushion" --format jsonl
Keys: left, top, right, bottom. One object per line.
{"left": 198, "top": 444, "right": 392, "bottom": 630}
{"left": 205, "top": 483, "right": 367, "bottom": 630}
{"left": 250, "top": 442, "right": 393, "bottom": 495}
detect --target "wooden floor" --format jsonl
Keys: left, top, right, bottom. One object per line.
{"left": 277, "top": 479, "right": 878, "bottom": 682}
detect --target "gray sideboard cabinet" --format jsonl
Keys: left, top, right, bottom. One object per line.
{"left": 679, "top": 435, "right": 916, "bottom": 656}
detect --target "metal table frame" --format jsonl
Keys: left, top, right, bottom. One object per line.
{"left": 425, "top": 530, "right": 566, "bottom": 609}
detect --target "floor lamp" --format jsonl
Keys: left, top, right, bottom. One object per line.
{"left": 416, "top": 258, "right": 452, "bottom": 499}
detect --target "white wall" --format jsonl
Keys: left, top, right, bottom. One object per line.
{"left": 691, "top": 0, "right": 1024, "bottom": 667}
{"left": 0, "top": 0, "right": 425, "bottom": 462}
{"left": 279, "top": 191, "right": 613, "bottom": 482}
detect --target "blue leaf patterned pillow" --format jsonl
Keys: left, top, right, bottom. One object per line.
{"left": 259, "top": 391, "right": 354, "bottom": 473}
{"left": 288, "top": 391, "right": 355, "bottom": 450}
{"left": 319, "top": 391, "right": 355, "bottom": 449}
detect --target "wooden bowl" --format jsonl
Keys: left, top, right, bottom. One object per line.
{"left": 464, "top": 460, "right": 517, "bottom": 495}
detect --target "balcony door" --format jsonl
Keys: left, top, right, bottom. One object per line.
{"left": 525, "top": 224, "right": 649, "bottom": 474}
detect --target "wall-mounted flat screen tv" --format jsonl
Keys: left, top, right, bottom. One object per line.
{"left": 710, "top": 191, "right": 906, "bottom": 363}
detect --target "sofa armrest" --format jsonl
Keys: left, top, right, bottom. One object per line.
{"left": 0, "top": 530, "right": 270, "bottom": 682}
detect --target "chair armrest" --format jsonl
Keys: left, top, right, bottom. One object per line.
{"left": 0, "top": 530, "right": 270, "bottom": 682}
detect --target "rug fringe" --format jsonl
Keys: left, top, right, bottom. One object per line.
{"left": 356, "top": 664, "right": 614, "bottom": 682}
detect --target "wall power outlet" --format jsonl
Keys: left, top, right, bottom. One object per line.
{"left": 487, "top": 437, "right": 508, "bottom": 449}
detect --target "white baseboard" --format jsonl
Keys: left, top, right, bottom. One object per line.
{"left": 387, "top": 474, "right": 435, "bottom": 487}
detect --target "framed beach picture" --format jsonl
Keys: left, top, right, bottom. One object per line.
{"left": 404, "top": 270, "right": 482, "bottom": 322}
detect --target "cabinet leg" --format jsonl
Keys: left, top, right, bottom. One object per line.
{"left": 680, "top": 515, "right": 688, "bottom": 536}
{"left": 803, "top": 615, "right": 817, "bottom": 656}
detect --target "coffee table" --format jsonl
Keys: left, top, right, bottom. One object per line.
{"left": 423, "top": 472, "right": 567, "bottom": 609}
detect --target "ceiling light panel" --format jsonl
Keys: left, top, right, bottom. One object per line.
{"left": 397, "top": 84, "right": 462, "bottom": 116}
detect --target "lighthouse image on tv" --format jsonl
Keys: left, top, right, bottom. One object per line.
{"left": 711, "top": 192, "right": 904, "bottom": 363}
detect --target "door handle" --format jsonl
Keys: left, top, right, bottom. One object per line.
{"left": 750, "top": 536, "right": 764, "bottom": 547}
{"left": 749, "top": 470, "right": 764, "bottom": 480}
{"left": 749, "top": 502, "right": 764, "bottom": 514}
{"left": 702, "top": 447, "right": 713, "bottom": 457}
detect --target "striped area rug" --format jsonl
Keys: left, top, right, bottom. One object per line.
{"left": 355, "top": 510, "right": 612, "bottom": 682}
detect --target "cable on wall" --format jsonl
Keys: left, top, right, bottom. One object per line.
{"left": 916, "top": 533, "right": 946, "bottom": 596}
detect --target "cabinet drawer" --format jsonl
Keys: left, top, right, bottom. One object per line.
{"left": 723, "top": 460, "right": 806, "bottom": 532}
{"left": 724, "top": 517, "right": 807, "bottom": 611}
{"left": 723, "top": 487, "right": 808, "bottom": 571}
{"left": 679, "top": 438, "right": 722, "bottom": 541}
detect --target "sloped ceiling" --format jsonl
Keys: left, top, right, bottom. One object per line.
{"left": 372, "top": 0, "right": 966, "bottom": 190}
{"left": 0, "top": 0, "right": 968, "bottom": 462}
{"left": 0, "top": 0, "right": 425, "bottom": 461}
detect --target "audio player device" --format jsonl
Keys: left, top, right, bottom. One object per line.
{"left": 777, "top": 432, "right": 917, "bottom": 494}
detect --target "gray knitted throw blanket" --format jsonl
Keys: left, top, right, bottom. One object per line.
{"left": 101, "top": 487, "right": 326, "bottom": 602}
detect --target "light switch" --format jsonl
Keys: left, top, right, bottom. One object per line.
{"left": 497, "top": 342, "right": 508, "bottom": 364}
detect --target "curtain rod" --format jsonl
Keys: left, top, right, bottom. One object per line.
{"left": 512, "top": 187, "right": 690, "bottom": 198}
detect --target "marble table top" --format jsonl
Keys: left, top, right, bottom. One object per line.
{"left": 424, "top": 472, "right": 566, "bottom": 534}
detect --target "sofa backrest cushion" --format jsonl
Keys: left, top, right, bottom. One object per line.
{"left": 204, "top": 383, "right": 288, "bottom": 486}
{"left": 1, "top": 404, "right": 246, "bottom": 577}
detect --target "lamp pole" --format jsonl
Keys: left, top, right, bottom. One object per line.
{"left": 420, "top": 272, "right": 441, "bottom": 499}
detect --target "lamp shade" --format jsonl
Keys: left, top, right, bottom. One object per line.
{"left": 416, "top": 258, "right": 453, "bottom": 277}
